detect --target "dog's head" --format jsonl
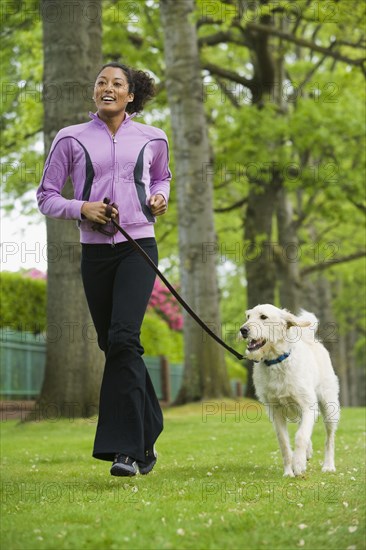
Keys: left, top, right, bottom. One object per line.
{"left": 239, "top": 304, "right": 312, "bottom": 361}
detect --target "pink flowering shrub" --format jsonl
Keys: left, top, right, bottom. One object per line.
{"left": 22, "top": 268, "right": 47, "bottom": 280}
{"left": 148, "top": 278, "right": 183, "bottom": 331}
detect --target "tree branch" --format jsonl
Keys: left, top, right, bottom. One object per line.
{"left": 127, "top": 33, "right": 144, "bottom": 48}
{"left": 348, "top": 198, "right": 366, "bottom": 215}
{"left": 245, "top": 22, "right": 366, "bottom": 68}
{"left": 201, "top": 62, "right": 255, "bottom": 92}
{"left": 214, "top": 77, "right": 241, "bottom": 108}
{"left": 301, "top": 251, "right": 366, "bottom": 276}
{"left": 312, "top": 222, "right": 339, "bottom": 243}
{"left": 335, "top": 38, "right": 366, "bottom": 49}
{"left": 295, "top": 54, "right": 328, "bottom": 93}
{"left": 198, "top": 30, "right": 249, "bottom": 48}
{"left": 291, "top": 0, "right": 312, "bottom": 35}
{"left": 196, "top": 17, "right": 223, "bottom": 29}
{"left": 214, "top": 197, "right": 248, "bottom": 213}
{"left": 293, "top": 190, "right": 321, "bottom": 230}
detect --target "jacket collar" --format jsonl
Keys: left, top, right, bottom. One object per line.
{"left": 88, "top": 111, "right": 137, "bottom": 129}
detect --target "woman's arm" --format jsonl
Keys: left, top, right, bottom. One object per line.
{"left": 36, "top": 134, "right": 85, "bottom": 220}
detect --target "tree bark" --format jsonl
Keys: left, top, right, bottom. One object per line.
{"left": 301, "top": 275, "right": 350, "bottom": 406}
{"left": 276, "top": 187, "right": 301, "bottom": 312}
{"left": 243, "top": 7, "right": 278, "bottom": 398}
{"left": 346, "top": 329, "right": 358, "bottom": 406}
{"left": 29, "top": 0, "right": 104, "bottom": 419}
{"left": 243, "top": 181, "right": 278, "bottom": 398}
{"left": 160, "top": 0, "right": 231, "bottom": 402}
{"left": 273, "top": 15, "right": 301, "bottom": 312}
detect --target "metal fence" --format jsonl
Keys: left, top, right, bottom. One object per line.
{"left": 0, "top": 329, "right": 183, "bottom": 402}
{"left": 0, "top": 329, "right": 45, "bottom": 398}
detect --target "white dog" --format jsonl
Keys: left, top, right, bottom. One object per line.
{"left": 240, "top": 304, "right": 340, "bottom": 477}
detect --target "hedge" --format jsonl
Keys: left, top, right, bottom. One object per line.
{"left": 0, "top": 272, "right": 47, "bottom": 332}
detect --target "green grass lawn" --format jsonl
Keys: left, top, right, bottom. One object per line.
{"left": 1, "top": 399, "right": 365, "bottom": 550}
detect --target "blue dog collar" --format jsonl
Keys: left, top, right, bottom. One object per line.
{"left": 264, "top": 351, "right": 291, "bottom": 366}
{"left": 253, "top": 351, "right": 291, "bottom": 366}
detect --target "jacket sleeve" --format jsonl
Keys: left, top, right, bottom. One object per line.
{"left": 149, "top": 135, "right": 172, "bottom": 204}
{"left": 36, "top": 133, "right": 85, "bottom": 220}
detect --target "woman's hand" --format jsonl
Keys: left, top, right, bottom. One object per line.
{"left": 81, "top": 201, "right": 118, "bottom": 224}
{"left": 149, "top": 194, "right": 167, "bottom": 216}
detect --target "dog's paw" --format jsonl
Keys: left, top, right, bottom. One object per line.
{"left": 283, "top": 468, "right": 295, "bottom": 477}
{"left": 292, "top": 454, "right": 307, "bottom": 476}
{"left": 306, "top": 442, "right": 313, "bottom": 460}
{"left": 322, "top": 464, "right": 336, "bottom": 473}
{"left": 293, "top": 466, "right": 306, "bottom": 476}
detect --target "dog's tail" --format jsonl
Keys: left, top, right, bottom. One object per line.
{"left": 297, "top": 310, "right": 319, "bottom": 343}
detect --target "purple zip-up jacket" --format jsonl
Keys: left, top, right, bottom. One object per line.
{"left": 37, "top": 112, "right": 171, "bottom": 244}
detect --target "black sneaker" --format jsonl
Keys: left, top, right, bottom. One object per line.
{"left": 110, "top": 454, "right": 138, "bottom": 477}
{"left": 137, "top": 447, "right": 158, "bottom": 475}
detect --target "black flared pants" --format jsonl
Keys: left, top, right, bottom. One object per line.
{"left": 81, "top": 238, "right": 163, "bottom": 463}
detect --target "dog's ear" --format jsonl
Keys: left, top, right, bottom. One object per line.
{"left": 281, "top": 309, "right": 312, "bottom": 329}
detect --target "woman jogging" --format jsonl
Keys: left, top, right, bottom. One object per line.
{"left": 37, "top": 62, "right": 171, "bottom": 477}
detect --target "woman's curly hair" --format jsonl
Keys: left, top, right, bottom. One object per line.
{"left": 96, "top": 62, "right": 156, "bottom": 114}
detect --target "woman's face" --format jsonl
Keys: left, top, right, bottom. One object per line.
{"left": 93, "top": 66, "right": 134, "bottom": 117}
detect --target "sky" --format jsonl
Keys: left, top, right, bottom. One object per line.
{"left": 1, "top": 193, "right": 48, "bottom": 273}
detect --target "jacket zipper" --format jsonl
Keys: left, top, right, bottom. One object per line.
{"left": 99, "top": 116, "right": 130, "bottom": 247}
{"left": 111, "top": 132, "right": 117, "bottom": 247}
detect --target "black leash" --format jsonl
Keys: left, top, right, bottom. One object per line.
{"left": 101, "top": 200, "right": 244, "bottom": 361}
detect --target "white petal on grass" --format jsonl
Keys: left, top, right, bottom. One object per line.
{"left": 298, "top": 524, "right": 307, "bottom": 530}
{"left": 177, "top": 528, "right": 185, "bottom": 536}
{"left": 205, "top": 519, "right": 213, "bottom": 527}
{"left": 348, "top": 526, "right": 358, "bottom": 533}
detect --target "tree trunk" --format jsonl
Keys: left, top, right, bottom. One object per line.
{"left": 243, "top": 8, "right": 279, "bottom": 398}
{"left": 244, "top": 185, "right": 278, "bottom": 308}
{"left": 244, "top": 182, "right": 278, "bottom": 398}
{"left": 337, "top": 328, "right": 350, "bottom": 406}
{"left": 301, "top": 275, "right": 350, "bottom": 406}
{"left": 276, "top": 187, "right": 301, "bottom": 312}
{"left": 271, "top": 14, "right": 301, "bottom": 312}
{"left": 160, "top": 0, "right": 230, "bottom": 402}
{"left": 346, "top": 329, "right": 358, "bottom": 406}
{"left": 29, "top": 0, "right": 104, "bottom": 419}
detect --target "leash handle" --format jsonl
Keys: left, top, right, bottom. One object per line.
{"left": 110, "top": 217, "right": 244, "bottom": 361}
